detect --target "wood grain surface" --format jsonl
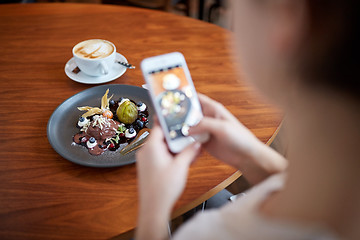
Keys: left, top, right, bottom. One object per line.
{"left": 0, "top": 3, "right": 281, "bottom": 240}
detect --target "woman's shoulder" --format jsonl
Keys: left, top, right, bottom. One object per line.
{"left": 173, "top": 173, "right": 339, "bottom": 240}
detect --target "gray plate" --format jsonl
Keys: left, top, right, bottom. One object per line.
{"left": 47, "top": 84, "right": 153, "bottom": 167}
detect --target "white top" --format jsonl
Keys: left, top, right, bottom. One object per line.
{"left": 173, "top": 174, "right": 339, "bottom": 240}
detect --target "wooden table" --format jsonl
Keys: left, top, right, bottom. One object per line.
{"left": 0, "top": 3, "right": 281, "bottom": 240}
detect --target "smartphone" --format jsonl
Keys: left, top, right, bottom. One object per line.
{"left": 141, "top": 52, "right": 206, "bottom": 153}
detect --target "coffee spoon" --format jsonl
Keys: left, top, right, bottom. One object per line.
{"left": 116, "top": 61, "right": 136, "bottom": 69}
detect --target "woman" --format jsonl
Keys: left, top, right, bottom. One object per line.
{"left": 136, "top": 0, "right": 359, "bottom": 239}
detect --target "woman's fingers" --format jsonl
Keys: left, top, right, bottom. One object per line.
{"left": 137, "top": 125, "right": 166, "bottom": 162}
{"left": 197, "top": 93, "right": 220, "bottom": 117}
{"left": 198, "top": 93, "right": 237, "bottom": 121}
{"left": 189, "top": 117, "right": 223, "bottom": 137}
{"left": 146, "top": 125, "right": 163, "bottom": 145}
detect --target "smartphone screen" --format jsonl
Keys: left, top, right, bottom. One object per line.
{"left": 147, "top": 64, "right": 203, "bottom": 140}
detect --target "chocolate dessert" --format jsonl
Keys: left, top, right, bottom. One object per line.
{"left": 73, "top": 89, "right": 150, "bottom": 156}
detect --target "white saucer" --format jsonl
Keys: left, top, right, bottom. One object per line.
{"left": 64, "top": 52, "right": 128, "bottom": 84}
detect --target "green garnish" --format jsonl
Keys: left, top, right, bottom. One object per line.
{"left": 114, "top": 135, "right": 120, "bottom": 144}
{"left": 118, "top": 125, "right": 126, "bottom": 133}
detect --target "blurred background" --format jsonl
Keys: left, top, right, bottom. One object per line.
{"left": 1, "top": 0, "right": 232, "bottom": 29}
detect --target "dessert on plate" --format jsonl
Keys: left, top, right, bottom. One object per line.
{"left": 73, "top": 89, "right": 150, "bottom": 156}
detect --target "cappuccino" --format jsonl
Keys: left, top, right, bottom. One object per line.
{"left": 74, "top": 39, "right": 114, "bottom": 59}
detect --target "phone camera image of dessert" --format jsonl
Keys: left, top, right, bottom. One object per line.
{"left": 158, "top": 73, "right": 191, "bottom": 139}
{"left": 73, "top": 89, "right": 150, "bottom": 156}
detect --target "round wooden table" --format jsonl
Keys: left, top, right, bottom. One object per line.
{"left": 0, "top": 3, "right": 281, "bottom": 240}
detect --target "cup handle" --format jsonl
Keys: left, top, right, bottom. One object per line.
{"left": 100, "top": 61, "right": 109, "bottom": 75}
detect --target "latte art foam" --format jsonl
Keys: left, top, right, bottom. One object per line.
{"left": 74, "top": 40, "right": 114, "bottom": 59}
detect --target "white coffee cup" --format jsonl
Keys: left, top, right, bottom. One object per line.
{"left": 72, "top": 39, "right": 116, "bottom": 77}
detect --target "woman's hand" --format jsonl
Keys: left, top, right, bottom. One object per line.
{"left": 136, "top": 125, "right": 200, "bottom": 240}
{"left": 189, "top": 94, "right": 287, "bottom": 184}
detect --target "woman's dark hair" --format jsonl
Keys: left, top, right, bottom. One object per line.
{"left": 299, "top": 0, "right": 359, "bottom": 98}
